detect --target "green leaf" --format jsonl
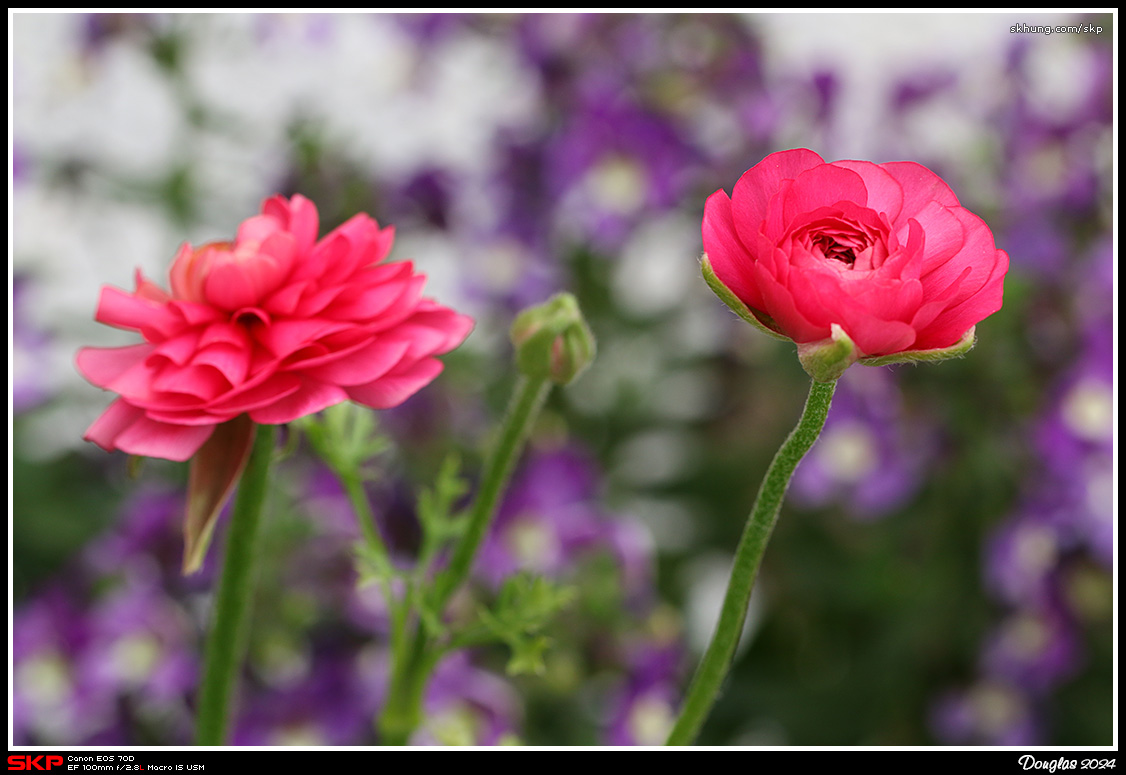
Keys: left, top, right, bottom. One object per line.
{"left": 417, "top": 454, "right": 469, "bottom": 544}
{"left": 506, "top": 635, "right": 551, "bottom": 676}
{"left": 352, "top": 540, "right": 395, "bottom": 588}
{"left": 467, "top": 573, "right": 576, "bottom": 676}
{"left": 492, "top": 573, "right": 577, "bottom": 634}
{"left": 297, "top": 402, "right": 390, "bottom": 478}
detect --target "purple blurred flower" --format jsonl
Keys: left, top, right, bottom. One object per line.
{"left": 13, "top": 581, "right": 195, "bottom": 745}
{"left": 1030, "top": 328, "right": 1113, "bottom": 567}
{"left": 83, "top": 486, "right": 221, "bottom": 592}
{"left": 410, "top": 652, "right": 521, "bottom": 746}
{"left": 391, "top": 12, "right": 478, "bottom": 45}
{"left": 12, "top": 276, "right": 53, "bottom": 414}
{"left": 930, "top": 682, "right": 1044, "bottom": 746}
{"left": 544, "top": 87, "right": 701, "bottom": 250}
{"left": 984, "top": 512, "right": 1067, "bottom": 608}
{"left": 889, "top": 68, "right": 958, "bottom": 114}
{"left": 603, "top": 642, "right": 682, "bottom": 746}
{"left": 232, "top": 649, "right": 383, "bottom": 746}
{"left": 979, "top": 603, "right": 1083, "bottom": 695}
{"left": 76, "top": 570, "right": 198, "bottom": 703}
{"left": 475, "top": 447, "right": 654, "bottom": 601}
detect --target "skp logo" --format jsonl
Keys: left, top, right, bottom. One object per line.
{"left": 8, "top": 757, "right": 64, "bottom": 771}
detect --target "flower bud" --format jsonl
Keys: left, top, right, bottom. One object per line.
{"left": 510, "top": 293, "right": 596, "bottom": 385}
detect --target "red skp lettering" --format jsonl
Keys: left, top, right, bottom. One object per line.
{"left": 7, "top": 757, "right": 65, "bottom": 771}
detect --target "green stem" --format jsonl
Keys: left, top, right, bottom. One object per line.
{"left": 339, "top": 471, "right": 408, "bottom": 659}
{"left": 340, "top": 472, "right": 391, "bottom": 562}
{"left": 666, "top": 378, "right": 836, "bottom": 746}
{"left": 377, "top": 640, "right": 445, "bottom": 746}
{"left": 432, "top": 374, "right": 551, "bottom": 609}
{"left": 194, "top": 423, "right": 277, "bottom": 746}
{"left": 377, "top": 374, "right": 551, "bottom": 745}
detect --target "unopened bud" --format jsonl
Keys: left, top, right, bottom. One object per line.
{"left": 510, "top": 293, "right": 596, "bottom": 385}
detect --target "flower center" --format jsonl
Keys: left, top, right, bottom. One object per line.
{"left": 791, "top": 214, "right": 879, "bottom": 270}
{"left": 813, "top": 233, "right": 859, "bottom": 265}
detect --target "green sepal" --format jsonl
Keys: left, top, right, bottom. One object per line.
{"left": 859, "top": 326, "right": 977, "bottom": 367}
{"left": 701, "top": 253, "right": 791, "bottom": 342}
{"left": 796, "top": 323, "right": 858, "bottom": 383}
{"left": 183, "top": 414, "right": 255, "bottom": 574}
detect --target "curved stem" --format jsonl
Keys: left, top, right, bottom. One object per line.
{"left": 194, "top": 423, "right": 277, "bottom": 746}
{"left": 666, "top": 379, "right": 836, "bottom": 746}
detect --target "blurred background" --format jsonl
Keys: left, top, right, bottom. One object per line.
{"left": 10, "top": 12, "right": 1114, "bottom": 746}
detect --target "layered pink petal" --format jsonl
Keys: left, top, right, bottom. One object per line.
{"left": 781, "top": 163, "right": 869, "bottom": 225}
{"left": 913, "top": 248, "right": 1008, "bottom": 350}
{"left": 84, "top": 398, "right": 146, "bottom": 452}
{"left": 76, "top": 344, "right": 154, "bottom": 389}
{"left": 830, "top": 160, "right": 904, "bottom": 223}
{"left": 248, "top": 379, "right": 348, "bottom": 424}
{"left": 731, "top": 149, "right": 824, "bottom": 242}
{"left": 753, "top": 262, "right": 825, "bottom": 343}
{"left": 347, "top": 358, "right": 446, "bottom": 410}
{"left": 702, "top": 189, "right": 767, "bottom": 313}
{"left": 96, "top": 285, "right": 180, "bottom": 339}
{"left": 881, "top": 161, "right": 960, "bottom": 225}
{"left": 79, "top": 194, "right": 472, "bottom": 467}
{"left": 110, "top": 411, "right": 216, "bottom": 462}
{"left": 703, "top": 149, "right": 1007, "bottom": 362}
{"left": 263, "top": 193, "right": 319, "bottom": 256}
{"left": 302, "top": 338, "right": 411, "bottom": 386}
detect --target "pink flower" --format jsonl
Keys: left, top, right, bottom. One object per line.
{"left": 78, "top": 194, "right": 474, "bottom": 462}
{"left": 702, "top": 149, "right": 1008, "bottom": 379}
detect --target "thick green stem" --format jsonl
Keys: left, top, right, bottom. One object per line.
{"left": 377, "top": 642, "right": 444, "bottom": 746}
{"left": 194, "top": 423, "right": 277, "bottom": 745}
{"left": 666, "top": 379, "right": 836, "bottom": 746}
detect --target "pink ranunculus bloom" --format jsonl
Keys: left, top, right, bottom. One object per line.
{"left": 78, "top": 194, "right": 475, "bottom": 463}
{"left": 702, "top": 148, "right": 1009, "bottom": 379}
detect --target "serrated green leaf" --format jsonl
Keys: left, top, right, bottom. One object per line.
{"left": 299, "top": 402, "right": 391, "bottom": 477}
{"left": 352, "top": 540, "right": 394, "bottom": 588}
{"left": 506, "top": 635, "right": 551, "bottom": 676}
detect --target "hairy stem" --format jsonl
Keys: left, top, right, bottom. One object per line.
{"left": 666, "top": 379, "right": 836, "bottom": 746}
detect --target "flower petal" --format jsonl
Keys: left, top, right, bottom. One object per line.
{"left": 731, "top": 148, "right": 825, "bottom": 238}
{"left": 76, "top": 344, "right": 154, "bottom": 389}
{"left": 248, "top": 379, "right": 348, "bottom": 424}
{"left": 703, "top": 188, "right": 767, "bottom": 313}
{"left": 111, "top": 413, "right": 216, "bottom": 462}
{"left": 831, "top": 159, "right": 905, "bottom": 223}
{"left": 347, "top": 358, "right": 445, "bottom": 410}
{"left": 881, "top": 161, "right": 960, "bottom": 224}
